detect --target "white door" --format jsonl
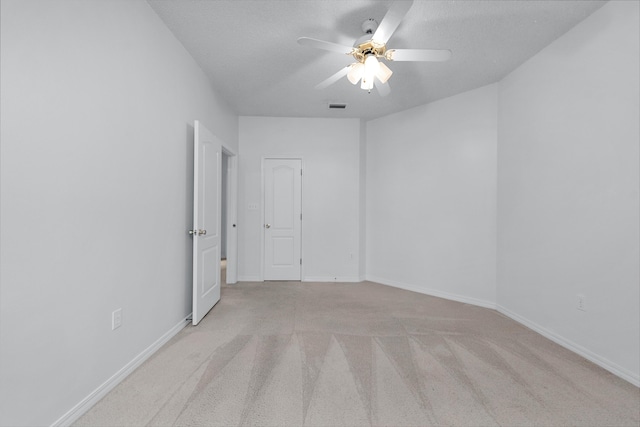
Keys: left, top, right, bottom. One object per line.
{"left": 264, "top": 158, "right": 302, "bottom": 280}
{"left": 192, "top": 120, "right": 221, "bottom": 325}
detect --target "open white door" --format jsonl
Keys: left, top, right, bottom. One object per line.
{"left": 191, "top": 120, "right": 221, "bottom": 325}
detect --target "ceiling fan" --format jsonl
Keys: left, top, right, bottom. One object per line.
{"left": 297, "top": 0, "right": 451, "bottom": 96}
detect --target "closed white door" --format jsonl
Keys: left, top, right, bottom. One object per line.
{"left": 264, "top": 158, "right": 302, "bottom": 280}
{"left": 192, "top": 120, "right": 221, "bottom": 325}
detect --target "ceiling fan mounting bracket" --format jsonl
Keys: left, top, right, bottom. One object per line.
{"left": 361, "top": 18, "right": 378, "bottom": 35}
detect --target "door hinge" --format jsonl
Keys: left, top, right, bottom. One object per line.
{"left": 300, "top": 169, "right": 303, "bottom": 176}
{"left": 300, "top": 258, "right": 302, "bottom": 265}
{"left": 300, "top": 213, "right": 302, "bottom": 220}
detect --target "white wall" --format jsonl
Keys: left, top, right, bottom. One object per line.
{"left": 497, "top": 0, "right": 639, "bottom": 384}
{"left": 366, "top": 84, "right": 498, "bottom": 307}
{"left": 238, "top": 117, "right": 361, "bottom": 282}
{"left": 0, "top": 1, "right": 238, "bottom": 425}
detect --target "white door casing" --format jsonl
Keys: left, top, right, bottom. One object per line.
{"left": 224, "top": 152, "right": 238, "bottom": 284}
{"left": 192, "top": 120, "right": 221, "bottom": 325}
{"left": 263, "top": 158, "right": 302, "bottom": 281}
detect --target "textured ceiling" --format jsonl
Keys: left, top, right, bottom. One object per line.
{"left": 147, "top": 0, "right": 606, "bottom": 120}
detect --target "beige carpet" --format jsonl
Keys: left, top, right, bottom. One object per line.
{"left": 75, "top": 279, "right": 639, "bottom": 426}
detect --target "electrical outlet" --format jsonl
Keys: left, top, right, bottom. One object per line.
{"left": 112, "top": 308, "right": 123, "bottom": 330}
{"left": 577, "top": 294, "right": 586, "bottom": 312}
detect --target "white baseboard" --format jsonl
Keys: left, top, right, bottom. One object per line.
{"left": 366, "top": 275, "right": 496, "bottom": 309}
{"left": 303, "top": 276, "right": 362, "bottom": 283}
{"left": 51, "top": 314, "right": 192, "bottom": 427}
{"left": 497, "top": 305, "right": 640, "bottom": 387}
{"left": 237, "top": 276, "right": 363, "bottom": 283}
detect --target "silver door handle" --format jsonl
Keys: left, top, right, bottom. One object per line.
{"left": 265, "top": 224, "right": 271, "bottom": 229}
{"left": 188, "top": 230, "right": 196, "bottom": 235}
{"left": 198, "top": 229, "right": 207, "bottom": 235}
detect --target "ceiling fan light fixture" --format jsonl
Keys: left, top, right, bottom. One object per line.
{"left": 361, "top": 78, "right": 374, "bottom": 91}
{"left": 361, "top": 54, "right": 379, "bottom": 91}
{"left": 347, "top": 63, "right": 364, "bottom": 85}
{"left": 375, "top": 62, "right": 393, "bottom": 84}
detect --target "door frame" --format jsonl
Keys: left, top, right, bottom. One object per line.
{"left": 260, "top": 156, "right": 303, "bottom": 281}
{"left": 222, "top": 145, "right": 238, "bottom": 284}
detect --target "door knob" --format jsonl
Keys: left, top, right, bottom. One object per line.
{"left": 265, "top": 224, "right": 271, "bottom": 229}
{"left": 188, "top": 229, "right": 196, "bottom": 235}
{"left": 198, "top": 229, "right": 207, "bottom": 235}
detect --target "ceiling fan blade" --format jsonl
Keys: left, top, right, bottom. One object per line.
{"left": 374, "top": 78, "right": 391, "bottom": 97}
{"left": 386, "top": 48, "right": 452, "bottom": 62}
{"left": 315, "top": 66, "right": 350, "bottom": 90}
{"left": 372, "top": 0, "right": 414, "bottom": 45}
{"left": 297, "top": 37, "right": 354, "bottom": 55}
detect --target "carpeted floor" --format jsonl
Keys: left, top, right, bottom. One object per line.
{"left": 75, "top": 276, "right": 640, "bottom": 426}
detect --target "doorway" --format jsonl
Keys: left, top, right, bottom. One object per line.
{"left": 221, "top": 147, "right": 237, "bottom": 285}
{"left": 221, "top": 151, "right": 228, "bottom": 285}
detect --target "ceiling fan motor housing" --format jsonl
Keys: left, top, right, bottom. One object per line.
{"left": 352, "top": 38, "right": 387, "bottom": 63}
